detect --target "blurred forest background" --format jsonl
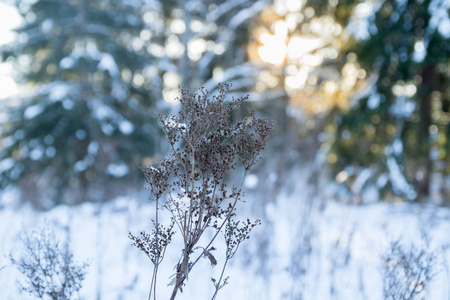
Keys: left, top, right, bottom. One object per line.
{"left": 0, "top": 0, "right": 449, "bottom": 209}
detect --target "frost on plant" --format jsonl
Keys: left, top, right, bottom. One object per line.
{"left": 383, "top": 241, "right": 440, "bottom": 300}
{"left": 10, "top": 226, "right": 88, "bottom": 300}
{"left": 129, "top": 83, "right": 273, "bottom": 300}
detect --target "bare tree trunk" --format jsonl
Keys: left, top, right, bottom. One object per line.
{"left": 416, "top": 64, "right": 435, "bottom": 199}
{"left": 178, "top": 0, "right": 191, "bottom": 89}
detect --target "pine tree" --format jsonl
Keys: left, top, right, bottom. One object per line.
{"left": 246, "top": 0, "right": 362, "bottom": 177}
{"left": 151, "top": 0, "right": 268, "bottom": 99}
{"left": 0, "top": 0, "right": 162, "bottom": 207}
{"left": 247, "top": 0, "right": 449, "bottom": 202}
{"left": 331, "top": 0, "right": 450, "bottom": 201}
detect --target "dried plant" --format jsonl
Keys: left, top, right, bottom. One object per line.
{"left": 129, "top": 83, "right": 273, "bottom": 300}
{"left": 10, "top": 225, "right": 88, "bottom": 300}
{"left": 383, "top": 241, "right": 440, "bottom": 300}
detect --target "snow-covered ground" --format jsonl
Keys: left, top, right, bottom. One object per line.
{"left": 1, "top": 173, "right": 449, "bottom": 300}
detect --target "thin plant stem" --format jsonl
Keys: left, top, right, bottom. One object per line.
{"left": 169, "top": 171, "right": 248, "bottom": 296}
{"left": 211, "top": 257, "right": 229, "bottom": 300}
{"left": 148, "top": 265, "right": 156, "bottom": 300}
{"left": 130, "top": 84, "right": 272, "bottom": 300}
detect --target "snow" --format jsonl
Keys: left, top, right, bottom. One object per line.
{"left": 198, "top": 0, "right": 267, "bottom": 78}
{"left": 92, "top": 102, "right": 115, "bottom": 120}
{"left": 29, "top": 146, "right": 45, "bottom": 161}
{"left": 0, "top": 3, "right": 21, "bottom": 46}
{"left": 74, "top": 160, "right": 88, "bottom": 173}
{"left": 88, "top": 141, "right": 99, "bottom": 155}
{"left": 111, "top": 81, "right": 128, "bottom": 101}
{"left": 244, "top": 174, "right": 259, "bottom": 189}
{"left": 202, "top": 62, "right": 257, "bottom": 92}
{"left": 387, "top": 156, "right": 417, "bottom": 200}
{"left": 63, "top": 99, "right": 74, "bottom": 110}
{"left": 97, "top": 53, "right": 119, "bottom": 77}
{"left": 101, "top": 123, "right": 114, "bottom": 136}
{"left": 351, "top": 168, "right": 372, "bottom": 194}
{"left": 40, "top": 19, "right": 53, "bottom": 34}
{"left": 1, "top": 165, "right": 449, "bottom": 299}
{"left": 392, "top": 139, "right": 403, "bottom": 156}
{"left": 429, "top": 0, "right": 450, "bottom": 38}
{"left": 341, "top": 130, "right": 351, "bottom": 140}
{"left": 107, "top": 162, "right": 129, "bottom": 177}
{"left": 49, "top": 83, "right": 71, "bottom": 102}
{"left": 45, "top": 147, "right": 56, "bottom": 158}
{"left": 0, "top": 111, "right": 7, "bottom": 125}
{"left": 75, "top": 129, "right": 87, "bottom": 140}
{"left": 91, "top": 101, "right": 137, "bottom": 136}
{"left": 119, "top": 120, "right": 135, "bottom": 135}
{"left": 126, "top": 14, "right": 139, "bottom": 26}
{"left": 0, "top": 136, "right": 15, "bottom": 148}
{"left": 165, "top": 119, "right": 186, "bottom": 131}
{"left": 412, "top": 40, "right": 427, "bottom": 63}
{"left": 389, "top": 96, "right": 415, "bottom": 118}
{"left": 346, "top": 1, "right": 381, "bottom": 41}
{"left": 361, "top": 184, "right": 379, "bottom": 204}
{"left": 24, "top": 104, "right": 44, "bottom": 120}
{"left": 8, "top": 163, "right": 23, "bottom": 180}
{"left": 367, "top": 93, "right": 380, "bottom": 109}
{"left": 43, "top": 135, "right": 54, "bottom": 145}
{"left": 0, "top": 158, "right": 14, "bottom": 173}
{"left": 228, "top": 0, "right": 267, "bottom": 31}
{"left": 206, "top": 0, "right": 248, "bottom": 23}
{"left": 60, "top": 56, "right": 75, "bottom": 69}
{"left": 377, "top": 173, "right": 389, "bottom": 188}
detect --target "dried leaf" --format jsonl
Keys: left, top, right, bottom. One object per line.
{"left": 204, "top": 250, "right": 217, "bottom": 267}
{"left": 167, "top": 277, "right": 176, "bottom": 286}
